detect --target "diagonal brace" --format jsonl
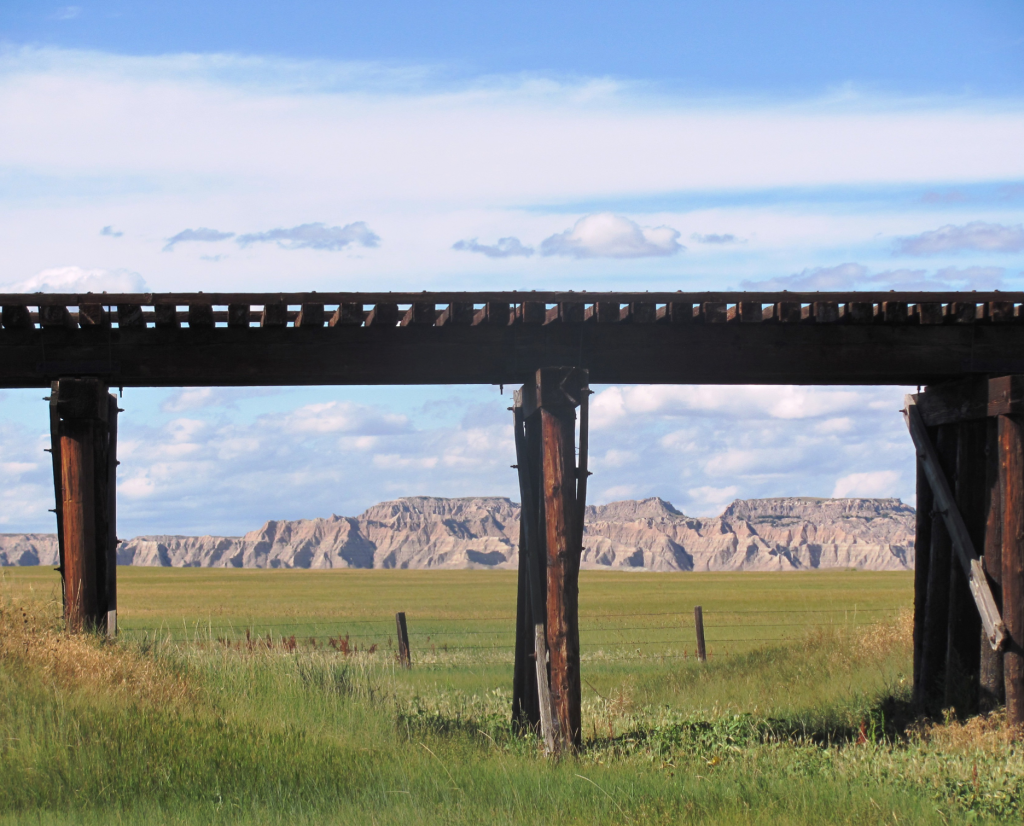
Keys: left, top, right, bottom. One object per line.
{"left": 904, "top": 395, "right": 1006, "bottom": 650}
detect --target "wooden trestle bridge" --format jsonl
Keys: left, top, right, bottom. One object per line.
{"left": 5, "top": 289, "right": 1024, "bottom": 753}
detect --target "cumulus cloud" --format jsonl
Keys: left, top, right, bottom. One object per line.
{"left": 540, "top": 213, "right": 683, "bottom": 259}
{"left": 893, "top": 221, "right": 1024, "bottom": 255}
{"left": 235, "top": 222, "right": 379, "bottom": 251}
{"left": 691, "top": 232, "right": 738, "bottom": 244}
{"left": 832, "top": 470, "right": 901, "bottom": 498}
{"left": 743, "top": 262, "right": 1004, "bottom": 291}
{"left": 1, "top": 266, "right": 148, "bottom": 293}
{"left": 100, "top": 225, "right": 123, "bottom": 238}
{"left": 163, "top": 227, "right": 234, "bottom": 252}
{"left": 452, "top": 237, "right": 534, "bottom": 258}
{"left": 280, "top": 401, "right": 408, "bottom": 435}
{"left": 590, "top": 385, "right": 874, "bottom": 431}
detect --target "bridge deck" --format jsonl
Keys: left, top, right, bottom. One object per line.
{"left": 2, "top": 290, "right": 1023, "bottom": 387}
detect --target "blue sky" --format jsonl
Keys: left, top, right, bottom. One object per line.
{"left": 0, "top": 2, "right": 1022, "bottom": 535}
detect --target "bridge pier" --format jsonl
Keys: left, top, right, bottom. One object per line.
{"left": 910, "top": 377, "right": 1024, "bottom": 730}
{"left": 511, "top": 367, "right": 589, "bottom": 753}
{"left": 49, "top": 378, "right": 119, "bottom": 633}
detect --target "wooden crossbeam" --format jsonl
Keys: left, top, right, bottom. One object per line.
{"left": 904, "top": 395, "right": 1007, "bottom": 650}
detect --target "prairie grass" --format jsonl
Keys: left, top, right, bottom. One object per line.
{"left": 0, "top": 569, "right": 1019, "bottom": 824}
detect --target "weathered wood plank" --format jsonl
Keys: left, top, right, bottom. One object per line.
{"left": 154, "top": 304, "right": 179, "bottom": 329}
{"left": 261, "top": 302, "right": 288, "bottom": 328}
{"left": 295, "top": 303, "right": 325, "bottom": 328}
{"left": 585, "top": 302, "right": 619, "bottom": 323}
{"left": 40, "top": 305, "right": 73, "bottom": 329}
{"left": 474, "top": 302, "right": 510, "bottom": 326}
{"left": 400, "top": 303, "right": 434, "bottom": 326}
{"left": 913, "top": 450, "right": 933, "bottom": 707}
{"left": 946, "top": 420, "right": 985, "bottom": 714}
{"left": 117, "top": 304, "right": 144, "bottom": 329}
{"left": 905, "top": 397, "right": 1006, "bottom": 651}
{"left": 539, "top": 369, "right": 582, "bottom": 752}
{"left": 619, "top": 302, "right": 656, "bottom": 323}
{"left": 915, "top": 376, "right": 1024, "bottom": 426}
{"left": 1000, "top": 413, "right": 1024, "bottom": 732}
{"left": 980, "top": 417, "right": 1004, "bottom": 710}
{"left": 188, "top": 303, "right": 214, "bottom": 329}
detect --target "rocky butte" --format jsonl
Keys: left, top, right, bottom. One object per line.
{"left": 0, "top": 496, "right": 914, "bottom": 571}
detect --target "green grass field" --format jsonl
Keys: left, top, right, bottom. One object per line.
{"left": 0, "top": 567, "right": 1020, "bottom": 825}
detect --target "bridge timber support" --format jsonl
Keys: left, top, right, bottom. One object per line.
{"left": 910, "top": 376, "right": 1024, "bottom": 731}
{"left": 511, "top": 367, "right": 589, "bottom": 754}
{"left": 49, "top": 378, "right": 119, "bottom": 633}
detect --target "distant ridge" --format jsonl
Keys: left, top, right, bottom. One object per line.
{"left": 0, "top": 496, "right": 914, "bottom": 572}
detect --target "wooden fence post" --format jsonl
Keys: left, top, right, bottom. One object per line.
{"left": 999, "top": 414, "right": 1024, "bottom": 731}
{"left": 395, "top": 612, "right": 411, "bottom": 668}
{"left": 694, "top": 606, "right": 707, "bottom": 663}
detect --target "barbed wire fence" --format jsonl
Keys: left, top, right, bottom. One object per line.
{"left": 118, "top": 605, "right": 907, "bottom": 666}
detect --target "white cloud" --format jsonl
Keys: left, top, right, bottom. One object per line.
{"left": 686, "top": 486, "right": 740, "bottom": 516}
{"left": 163, "top": 227, "right": 234, "bottom": 251}
{"left": 591, "top": 385, "right": 872, "bottom": 430}
{"left": 281, "top": 401, "right": 408, "bottom": 435}
{"left": 832, "top": 470, "right": 901, "bottom": 498}
{"left": 742, "top": 262, "right": 1005, "bottom": 292}
{"left": 1, "top": 266, "right": 148, "bottom": 293}
{"left": 452, "top": 237, "right": 534, "bottom": 257}
{"left": 599, "top": 484, "right": 639, "bottom": 501}
{"left": 235, "top": 222, "right": 379, "bottom": 251}
{"left": 540, "top": 213, "right": 683, "bottom": 258}
{"left": 894, "top": 222, "right": 1024, "bottom": 255}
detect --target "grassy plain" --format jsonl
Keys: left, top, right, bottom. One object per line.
{"left": 0, "top": 567, "right": 1020, "bottom": 824}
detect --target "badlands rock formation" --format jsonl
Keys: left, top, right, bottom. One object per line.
{"left": 0, "top": 496, "right": 914, "bottom": 571}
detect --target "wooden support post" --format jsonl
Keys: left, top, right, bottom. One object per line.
{"left": 512, "top": 401, "right": 546, "bottom": 731}
{"left": 52, "top": 378, "right": 118, "bottom": 633}
{"left": 395, "top": 611, "right": 411, "bottom": 668}
{"left": 534, "top": 624, "right": 557, "bottom": 753}
{"left": 1000, "top": 414, "right": 1024, "bottom": 731}
{"left": 980, "top": 418, "right": 1004, "bottom": 709}
{"left": 511, "top": 367, "right": 587, "bottom": 754}
{"left": 919, "top": 424, "right": 957, "bottom": 715}
{"left": 539, "top": 368, "right": 584, "bottom": 752}
{"left": 913, "top": 449, "right": 933, "bottom": 707}
{"left": 694, "top": 606, "right": 707, "bottom": 663}
{"left": 105, "top": 394, "right": 119, "bottom": 636}
{"left": 946, "top": 420, "right": 985, "bottom": 714}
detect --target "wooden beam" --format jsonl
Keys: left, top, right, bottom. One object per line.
{"left": 534, "top": 624, "right": 557, "bottom": 754}
{"left": 919, "top": 424, "right": 956, "bottom": 715}
{"left": 1000, "top": 414, "right": 1024, "bottom": 731}
{"left": 912, "top": 448, "right": 933, "bottom": 708}
{"left": 980, "top": 417, "right": 1004, "bottom": 710}
{"left": 915, "top": 376, "right": 1024, "bottom": 429}
{"left": 8, "top": 289, "right": 1024, "bottom": 305}
{"left": 56, "top": 378, "right": 110, "bottom": 631}
{"left": 904, "top": 396, "right": 1006, "bottom": 650}
{"left": 4, "top": 318, "right": 1024, "bottom": 388}
{"left": 511, "top": 400, "right": 546, "bottom": 731}
{"left": 945, "top": 420, "right": 985, "bottom": 714}
{"left": 538, "top": 368, "right": 584, "bottom": 752}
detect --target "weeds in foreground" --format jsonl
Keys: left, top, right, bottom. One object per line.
{"left": 0, "top": 595, "right": 1020, "bottom": 824}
